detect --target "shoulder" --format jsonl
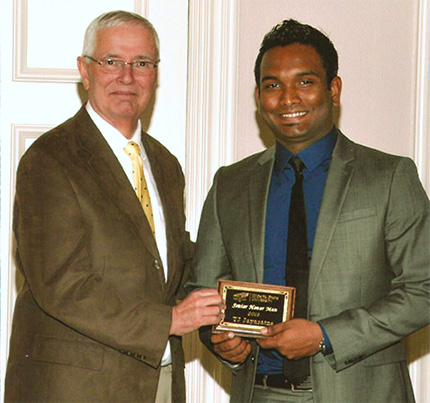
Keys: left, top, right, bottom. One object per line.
{"left": 337, "top": 132, "right": 414, "bottom": 172}
{"left": 141, "top": 132, "right": 185, "bottom": 181}
{"left": 142, "top": 132, "right": 179, "bottom": 162}
{"left": 18, "top": 113, "right": 84, "bottom": 176}
{"left": 336, "top": 133, "right": 427, "bottom": 204}
{"left": 215, "top": 147, "right": 274, "bottom": 182}
{"left": 21, "top": 107, "right": 89, "bottom": 158}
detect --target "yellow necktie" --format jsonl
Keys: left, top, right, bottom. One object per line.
{"left": 124, "top": 141, "right": 156, "bottom": 238}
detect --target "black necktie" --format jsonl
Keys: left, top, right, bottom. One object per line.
{"left": 283, "top": 156, "right": 310, "bottom": 385}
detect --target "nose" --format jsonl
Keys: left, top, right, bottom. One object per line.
{"left": 117, "top": 64, "right": 134, "bottom": 84}
{"left": 280, "top": 85, "right": 300, "bottom": 106}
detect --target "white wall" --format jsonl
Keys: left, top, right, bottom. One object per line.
{"left": 237, "top": 0, "right": 420, "bottom": 160}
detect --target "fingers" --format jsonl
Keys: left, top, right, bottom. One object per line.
{"left": 257, "top": 333, "right": 278, "bottom": 349}
{"left": 260, "top": 322, "right": 286, "bottom": 337}
{"left": 190, "top": 288, "right": 221, "bottom": 298}
{"left": 257, "top": 319, "right": 322, "bottom": 359}
{"left": 170, "top": 289, "right": 224, "bottom": 336}
{"left": 211, "top": 331, "right": 235, "bottom": 344}
{"left": 204, "top": 305, "right": 225, "bottom": 317}
{"left": 256, "top": 322, "right": 287, "bottom": 350}
{"left": 211, "top": 332, "right": 252, "bottom": 364}
{"left": 188, "top": 289, "right": 225, "bottom": 310}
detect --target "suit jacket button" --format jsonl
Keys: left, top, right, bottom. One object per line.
{"left": 153, "top": 260, "right": 161, "bottom": 270}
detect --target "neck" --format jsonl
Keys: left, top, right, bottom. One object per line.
{"left": 114, "top": 119, "right": 138, "bottom": 139}
{"left": 277, "top": 126, "right": 335, "bottom": 155}
{"left": 87, "top": 101, "right": 139, "bottom": 139}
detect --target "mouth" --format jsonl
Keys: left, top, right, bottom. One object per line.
{"left": 279, "top": 111, "right": 307, "bottom": 118}
{"left": 111, "top": 91, "right": 136, "bottom": 97}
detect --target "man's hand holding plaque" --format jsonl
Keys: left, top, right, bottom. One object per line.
{"left": 257, "top": 319, "right": 323, "bottom": 359}
{"left": 210, "top": 331, "right": 252, "bottom": 364}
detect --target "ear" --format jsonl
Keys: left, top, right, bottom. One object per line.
{"left": 330, "top": 76, "right": 342, "bottom": 106}
{"left": 255, "top": 86, "right": 261, "bottom": 107}
{"left": 77, "top": 56, "right": 91, "bottom": 91}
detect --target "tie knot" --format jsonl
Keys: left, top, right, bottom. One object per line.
{"left": 289, "top": 156, "right": 305, "bottom": 174}
{"left": 124, "top": 141, "right": 141, "bottom": 160}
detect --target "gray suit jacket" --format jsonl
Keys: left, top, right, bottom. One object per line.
{"left": 187, "top": 131, "right": 429, "bottom": 403}
{"left": 5, "top": 107, "right": 192, "bottom": 402}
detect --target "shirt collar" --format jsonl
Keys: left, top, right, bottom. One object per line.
{"left": 274, "top": 126, "right": 338, "bottom": 173}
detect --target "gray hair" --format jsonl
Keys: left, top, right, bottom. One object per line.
{"left": 82, "top": 10, "right": 160, "bottom": 59}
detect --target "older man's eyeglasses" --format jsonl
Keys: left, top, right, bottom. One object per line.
{"left": 84, "top": 55, "right": 159, "bottom": 75}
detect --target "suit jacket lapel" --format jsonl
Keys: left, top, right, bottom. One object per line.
{"left": 248, "top": 147, "right": 275, "bottom": 284}
{"left": 140, "top": 133, "right": 174, "bottom": 287}
{"left": 308, "top": 133, "right": 356, "bottom": 299}
{"left": 74, "top": 107, "right": 160, "bottom": 260}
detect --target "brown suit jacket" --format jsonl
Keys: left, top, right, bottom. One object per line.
{"left": 5, "top": 107, "right": 192, "bottom": 402}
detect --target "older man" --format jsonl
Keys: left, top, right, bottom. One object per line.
{"left": 5, "top": 11, "right": 223, "bottom": 402}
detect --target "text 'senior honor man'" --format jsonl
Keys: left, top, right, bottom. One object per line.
{"left": 214, "top": 280, "right": 296, "bottom": 338}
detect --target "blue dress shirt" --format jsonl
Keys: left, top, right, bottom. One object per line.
{"left": 257, "top": 127, "right": 337, "bottom": 375}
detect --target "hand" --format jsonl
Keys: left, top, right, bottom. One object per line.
{"left": 211, "top": 332, "right": 252, "bottom": 364}
{"left": 170, "top": 289, "right": 224, "bottom": 336}
{"left": 257, "top": 319, "right": 322, "bottom": 359}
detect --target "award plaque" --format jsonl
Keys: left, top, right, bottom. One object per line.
{"left": 213, "top": 280, "right": 296, "bottom": 338}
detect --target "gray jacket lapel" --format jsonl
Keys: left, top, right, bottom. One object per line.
{"left": 308, "top": 133, "right": 356, "bottom": 299}
{"left": 248, "top": 147, "right": 275, "bottom": 284}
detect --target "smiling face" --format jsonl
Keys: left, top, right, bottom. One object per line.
{"left": 78, "top": 24, "right": 158, "bottom": 137}
{"left": 256, "top": 43, "right": 341, "bottom": 153}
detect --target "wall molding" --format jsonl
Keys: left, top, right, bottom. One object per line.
{"left": 5, "top": 125, "right": 53, "bottom": 356}
{"left": 12, "top": 0, "right": 147, "bottom": 83}
{"left": 13, "top": 0, "right": 79, "bottom": 82}
{"left": 135, "top": 0, "right": 148, "bottom": 16}
{"left": 414, "top": 0, "right": 430, "bottom": 193}
{"left": 409, "top": 2, "right": 430, "bottom": 401}
{"left": 185, "top": 0, "right": 239, "bottom": 401}
{"left": 185, "top": 0, "right": 239, "bottom": 234}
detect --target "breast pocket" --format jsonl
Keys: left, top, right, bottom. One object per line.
{"left": 337, "top": 207, "right": 376, "bottom": 223}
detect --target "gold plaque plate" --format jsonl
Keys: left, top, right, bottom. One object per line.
{"left": 213, "top": 280, "right": 296, "bottom": 338}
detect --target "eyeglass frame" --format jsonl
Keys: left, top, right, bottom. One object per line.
{"left": 83, "top": 55, "right": 160, "bottom": 74}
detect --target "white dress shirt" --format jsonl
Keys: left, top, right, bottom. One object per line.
{"left": 86, "top": 102, "right": 172, "bottom": 365}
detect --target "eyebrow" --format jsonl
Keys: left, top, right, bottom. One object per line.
{"left": 102, "top": 53, "right": 155, "bottom": 61}
{"left": 261, "top": 70, "right": 322, "bottom": 82}
{"left": 261, "top": 75, "right": 279, "bottom": 83}
{"left": 297, "top": 70, "right": 321, "bottom": 77}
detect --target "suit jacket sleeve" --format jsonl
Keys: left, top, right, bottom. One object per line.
{"left": 186, "top": 168, "right": 232, "bottom": 356}
{"left": 186, "top": 167, "right": 263, "bottom": 368}
{"left": 187, "top": 168, "right": 233, "bottom": 290}
{"left": 319, "top": 157, "right": 430, "bottom": 371}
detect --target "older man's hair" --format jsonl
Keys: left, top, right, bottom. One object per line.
{"left": 82, "top": 10, "right": 160, "bottom": 59}
{"left": 254, "top": 19, "right": 338, "bottom": 89}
